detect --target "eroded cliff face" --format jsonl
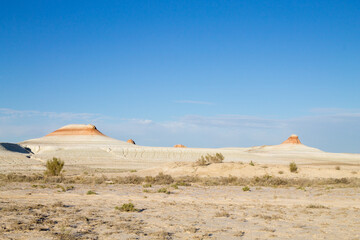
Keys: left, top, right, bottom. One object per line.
{"left": 282, "top": 134, "right": 302, "bottom": 144}
{"left": 46, "top": 124, "right": 105, "bottom": 136}
{"left": 174, "top": 144, "right": 186, "bottom": 148}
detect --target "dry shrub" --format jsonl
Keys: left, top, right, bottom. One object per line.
{"left": 45, "top": 157, "right": 64, "bottom": 176}
{"left": 157, "top": 187, "right": 170, "bottom": 194}
{"left": 144, "top": 176, "right": 155, "bottom": 183}
{"left": 115, "top": 203, "right": 138, "bottom": 212}
{"left": 306, "top": 204, "right": 329, "bottom": 209}
{"left": 154, "top": 172, "right": 174, "bottom": 185}
{"left": 215, "top": 210, "right": 230, "bottom": 217}
{"left": 195, "top": 153, "right": 224, "bottom": 166}
{"left": 289, "top": 162, "right": 298, "bottom": 173}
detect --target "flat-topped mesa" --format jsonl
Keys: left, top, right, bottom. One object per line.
{"left": 174, "top": 144, "right": 187, "bottom": 148}
{"left": 282, "top": 134, "right": 302, "bottom": 144}
{"left": 127, "top": 139, "right": 136, "bottom": 145}
{"left": 46, "top": 124, "right": 106, "bottom": 136}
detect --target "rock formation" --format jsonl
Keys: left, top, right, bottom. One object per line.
{"left": 174, "top": 144, "right": 186, "bottom": 148}
{"left": 282, "top": 134, "right": 302, "bottom": 144}
{"left": 46, "top": 124, "right": 105, "bottom": 136}
{"left": 127, "top": 139, "right": 136, "bottom": 145}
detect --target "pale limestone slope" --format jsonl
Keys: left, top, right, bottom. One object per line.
{"left": 19, "top": 136, "right": 360, "bottom": 170}
{"left": 0, "top": 143, "right": 44, "bottom": 171}
{"left": 0, "top": 124, "right": 356, "bottom": 170}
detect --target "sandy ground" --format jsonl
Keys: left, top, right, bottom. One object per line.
{"left": 1, "top": 170, "right": 360, "bottom": 239}
{"left": 1, "top": 183, "right": 359, "bottom": 240}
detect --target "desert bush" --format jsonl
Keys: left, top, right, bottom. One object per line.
{"left": 124, "top": 175, "right": 143, "bottom": 184}
{"left": 335, "top": 166, "right": 340, "bottom": 170}
{"left": 115, "top": 203, "right": 138, "bottom": 212}
{"left": 242, "top": 186, "right": 250, "bottom": 192}
{"left": 196, "top": 156, "right": 208, "bottom": 166}
{"left": 278, "top": 171, "right": 284, "bottom": 174}
{"left": 306, "top": 204, "right": 328, "bottom": 209}
{"left": 143, "top": 183, "right": 152, "bottom": 188}
{"left": 195, "top": 153, "right": 225, "bottom": 166}
{"left": 215, "top": 210, "right": 230, "bottom": 217}
{"left": 86, "top": 190, "right": 97, "bottom": 195}
{"left": 249, "top": 161, "right": 255, "bottom": 166}
{"left": 154, "top": 172, "right": 174, "bottom": 185}
{"left": 170, "top": 183, "right": 179, "bottom": 189}
{"left": 45, "top": 157, "right": 64, "bottom": 176}
{"left": 144, "top": 176, "right": 155, "bottom": 184}
{"left": 175, "top": 181, "right": 191, "bottom": 186}
{"left": 289, "top": 162, "right": 298, "bottom": 173}
{"left": 157, "top": 187, "right": 170, "bottom": 194}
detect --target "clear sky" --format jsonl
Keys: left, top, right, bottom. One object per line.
{"left": 1, "top": 0, "right": 360, "bottom": 153}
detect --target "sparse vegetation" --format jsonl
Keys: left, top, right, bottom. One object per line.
{"left": 115, "top": 203, "right": 138, "bottom": 212}
{"left": 335, "top": 166, "right": 340, "bottom": 170}
{"left": 306, "top": 204, "right": 329, "bottom": 209}
{"left": 171, "top": 183, "right": 179, "bottom": 189}
{"left": 158, "top": 187, "right": 170, "bottom": 194}
{"left": 242, "top": 186, "right": 250, "bottom": 191}
{"left": 154, "top": 172, "right": 174, "bottom": 185}
{"left": 289, "top": 162, "right": 298, "bottom": 173}
{"left": 249, "top": 161, "right": 255, "bottom": 166}
{"left": 1, "top": 172, "right": 359, "bottom": 188}
{"left": 86, "top": 190, "right": 97, "bottom": 195}
{"left": 143, "top": 183, "right": 152, "bottom": 188}
{"left": 45, "top": 157, "right": 64, "bottom": 176}
{"left": 215, "top": 210, "right": 230, "bottom": 217}
{"left": 195, "top": 153, "right": 224, "bottom": 166}
{"left": 278, "top": 171, "right": 284, "bottom": 174}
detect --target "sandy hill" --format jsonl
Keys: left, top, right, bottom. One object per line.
{"left": 0, "top": 124, "right": 358, "bottom": 171}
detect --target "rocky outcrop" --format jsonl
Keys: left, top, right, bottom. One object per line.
{"left": 174, "top": 144, "right": 186, "bottom": 148}
{"left": 127, "top": 139, "right": 136, "bottom": 145}
{"left": 282, "top": 134, "right": 302, "bottom": 144}
{"left": 46, "top": 124, "right": 105, "bottom": 136}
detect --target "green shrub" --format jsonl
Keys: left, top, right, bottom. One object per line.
{"left": 249, "top": 161, "right": 255, "bottom": 166}
{"left": 86, "top": 190, "right": 97, "bottom": 195}
{"left": 45, "top": 157, "right": 64, "bottom": 176}
{"left": 143, "top": 183, "right": 152, "bottom": 188}
{"left": 115, "top": 203, "right": 138, "bottom": 212}
{"left": 242, "top": 186, "right": 250, "bottom": 192}
{"left": 289, "top": 162, "right": 298, "bottom": 173}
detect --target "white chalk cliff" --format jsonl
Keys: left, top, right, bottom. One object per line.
{"left": 8, "top": 124, "right": 357, "bottom": 170}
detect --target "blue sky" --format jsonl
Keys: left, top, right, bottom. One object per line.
{"left": 1, "top": 0, "right": 360, "bottom": 153}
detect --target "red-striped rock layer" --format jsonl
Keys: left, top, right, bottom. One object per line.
{"left": 282, "top": 135, "right": 302, "bottom": 144}
{"left": 174, "top": 144, "right": 187, "bottom": 148}
{"left": 46, "top": 124, "right": 105, "bottom": 136}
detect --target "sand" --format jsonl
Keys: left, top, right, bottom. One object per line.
{"left": 1, "top": 182, "right": 359, "bottom": 239}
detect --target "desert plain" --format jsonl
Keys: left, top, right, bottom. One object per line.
{"left": 1, "top": 124, "right": 360, "bottom": 239}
